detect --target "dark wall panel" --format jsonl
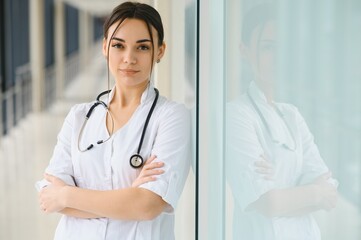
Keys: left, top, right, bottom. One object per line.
{"left": 44, "top": 0, "right": 55, "bottom": 67}
{"left": 0, "top": 0, "right": 4, "bottom": 92}
{"left": 65, "top": 4, "right": 79, "bottom": 56}
{"left": 3, "top": 0, "right": 29, "bottom": 90}
{"left": 93, "top": 17, "right": 104, "bottom": 41}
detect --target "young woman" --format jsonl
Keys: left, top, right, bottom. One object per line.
{"left": 37, "top": 2, "right": 191, "bottom": 239}
{"left": 226, "top": 3, "right": 338, "bottom": 240}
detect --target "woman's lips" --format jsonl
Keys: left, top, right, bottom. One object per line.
{"left": 120, "top": 69, "right": 140, "bottom": 75}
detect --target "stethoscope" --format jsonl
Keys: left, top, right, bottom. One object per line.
{"left": 77, "top": 88, "right": 159, "bottom": 168}
{"left": 247, "top": 88, "right": 297, "bottom": 151}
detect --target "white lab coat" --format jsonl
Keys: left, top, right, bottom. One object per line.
{"left": 226, "top": 81, "right": 337, "bottom": 240}
{"left": 37, "top": 84, "right": 191, "bottom": 240}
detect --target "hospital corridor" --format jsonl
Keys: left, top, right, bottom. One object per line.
{"left": 1, "top": 0, "right": 361, "bottom": 239}
{"left": 0, "top": 46, "right": 108, "bottom": 239}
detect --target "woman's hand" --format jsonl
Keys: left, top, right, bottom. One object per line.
{"left": 38, "top": 174, "right": 68, "bottom": 213}
{"left": 254, "top": 155, "right": 274, "bottom": 180}
{"left": 312, "top": 172, "right": 338, "bottom": 211}
{"left": 132, "top": 155, "right": 164, "bottom": 187}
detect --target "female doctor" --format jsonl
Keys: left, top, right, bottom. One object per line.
{"left": 36, "top": 2, "right": 191, "bottom": 240}
{"left": 226, "top": 3, "right": 338, "bottom": 240}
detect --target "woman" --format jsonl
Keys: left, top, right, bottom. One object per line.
{"left": 36, "top": 2, "right": 191, "bottom": 239}
{"left": 226, "top": 3, "right": 338, "bottom": 240}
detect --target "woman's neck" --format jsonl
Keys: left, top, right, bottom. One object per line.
{"left": 255, "top": 80, "right": 274, "bottom": 105}
{"left": 112, "top": 81, "right": 149, "bottom": 108}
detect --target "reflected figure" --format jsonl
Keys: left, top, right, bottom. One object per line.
{"left": 226, "top": 3, "right": 338, "bottom": 240}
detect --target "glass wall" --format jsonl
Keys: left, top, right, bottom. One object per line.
{"left": 155, "top": 0, "right": 197, "bottom": 238}
{"left": 198, "top": 0, "right": 361, "bottom": 239}
{"left": 198, "top": 0, "right": 226, "bottom": 239}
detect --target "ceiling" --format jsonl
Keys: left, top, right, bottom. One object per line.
{"left": 61, "top": 0, "right": 126, "bottom": 17}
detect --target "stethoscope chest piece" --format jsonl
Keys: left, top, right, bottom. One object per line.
{"left": 130, "top": 154, "right": 144, "bottom": 168}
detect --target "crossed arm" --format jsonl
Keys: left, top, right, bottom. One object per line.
{"left": 227, "top": 104, "right": 338, "bottom": 218}
{"left": 248, "top": 166, "right": 338, "bottom": 217}
{"left": 39, "top": 156, "right": 167, "bottom": 221}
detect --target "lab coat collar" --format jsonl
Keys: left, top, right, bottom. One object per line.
{"left": 248, "top": 81, "right": 297, "bottom": 150}
{"left": 140, "top": 82, "right": 156, "bottom": 105}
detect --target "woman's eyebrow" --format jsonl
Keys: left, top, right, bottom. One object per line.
{"left": 111, "top": 37, "right": 125, "bottom": 42}
{"left": 136, "top": 39, "right": 151, "bottom": 43}
{"left": 111, "top": 37, "right": 151, "bottom": 43}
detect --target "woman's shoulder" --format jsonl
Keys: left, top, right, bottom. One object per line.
{"left": 275, "top": 102, "right": 309, "bottom": 125}
{"left": 275, "top": 102, "right": 300, "bottom": 115}
{"left": 227, "top": 94, "right": 254, "bottom": 114}
{"left": 64, "top": 101, "right": 97, "bottom": 120}
{"left": 156, "top": 96, "right": 190, "bottom": 120}
{"left": 70, "top": 102, "right": 95, "bottom": 112}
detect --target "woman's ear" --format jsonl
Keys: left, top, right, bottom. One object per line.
{"left": 156, "top": 42, "right": 166, "bottom": 62}
{"left": 102, "top": 38, "right": 108, "bottom": 58}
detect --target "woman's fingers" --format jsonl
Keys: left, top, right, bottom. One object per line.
{"left": 320, "top": 171, "right": 332, "bottom": 180}
{"left": 142, "top": 161, "right": 164, "bottom": 171}
{"left": 140, "top": 169, "right": 164, "bottom": 178}
{"left": 132, "top": 175, "right": 158, "bottom": 187}
{"left": 44, "top": 173, "right": 66, "bottom": 186}
{"left": 135, "top": 176, "right": 157, "bottom": 185}
{"left": 143, "top": 155, "right": 161, "bottom": 167}
{"left": 139, "top": 162, "right": 164, "bottom": 178}
{"left": 314, "top": 171, "right": 332, "bottom": 184}
{"left": 132, "top": 156, "right": 164, "bottom": 187}
{"left": 38, "top": 184, "right": 66, "bottom": 213}
{"left": 254, "top": 158, "right": 274, "bottom": 180}
{"left": 148, "top": 161, "right": 164, "bottom": 169}
{"left": 254, "top": 167, "right": 272, "bottom": 174}
{"left": 144, "top": 155, "right": 157, "bottom": 165}
{"left": 254, "top": 159, "right": 272, "bottom": 168}
{"left": 44, "top": 173, "right": 56, "bottom": 183}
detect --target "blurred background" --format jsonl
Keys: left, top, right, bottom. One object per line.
{"left": 1, "top": 0, "right": 361, "bottom": 239}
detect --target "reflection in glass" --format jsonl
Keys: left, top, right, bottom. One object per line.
{"left": 226, "top": 3, "right": 339, "bottom": 239}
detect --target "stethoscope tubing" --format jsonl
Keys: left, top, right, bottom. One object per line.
{"left": 77, "top": 88, "right": 159, "bottom": 169}
{"left": 136, "top": 88, "right": 159, "bottom": 154}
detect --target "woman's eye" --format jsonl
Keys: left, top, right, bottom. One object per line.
{"left": 138, "top": 45, "right": 150, "bottom": 51}
{"left": 262, "top": 45, "right": 271, "bottom": 51}
{"left": 261, "top": 43, "right": 276, "bottom": 52}
{"left": 111, "top": 43, "right": 123, "bottom": 49}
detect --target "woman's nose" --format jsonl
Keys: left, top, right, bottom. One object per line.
{"left": 123, "top": 50, "right": 136, "bottom": 64}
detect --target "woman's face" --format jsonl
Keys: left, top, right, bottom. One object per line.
{"left": 244, "top": 20, "right": 277, "bottom": 88}
{"left": 103, "top": 18, "right": 165, "bottom": 88}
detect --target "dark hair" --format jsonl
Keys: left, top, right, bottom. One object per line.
{"left": 103, "top": 2, "right": 164, "bottom": 46}
{"left": 242, "top": 3, "right": 276, "bottom": 46}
